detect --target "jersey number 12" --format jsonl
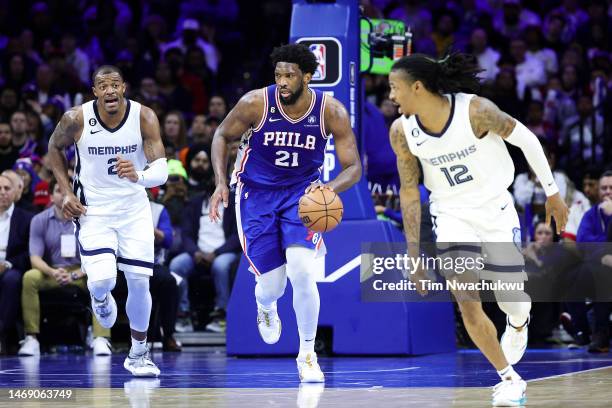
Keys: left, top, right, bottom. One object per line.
{"left": 440, "top": 165, "right": 473, "bottom": 186}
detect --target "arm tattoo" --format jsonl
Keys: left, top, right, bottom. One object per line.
{"left": 470, "top": 97, "right": 516, "bottom": 138}
{"left": 390, "top": 120, "right": 421, "bottom": 246}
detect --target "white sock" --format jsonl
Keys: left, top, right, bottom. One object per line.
{"left": 286, "top": 247, "right": 320, "bottom": 357}
{"left": 497, "top": 365, "right": 521, "bottom": 382}
{"left": 131, "top": 337, "right": 147, "bottom": 355}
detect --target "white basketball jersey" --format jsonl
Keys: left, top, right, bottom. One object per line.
{"left": 402, "top": 93, "right": 514, "bottom": 209}
{"left": 75, "top": 99, "right": 148, "bottom": 214}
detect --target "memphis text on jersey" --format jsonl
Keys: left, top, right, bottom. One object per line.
{"left": 87, "top": 144, "right": 138, "bottom": 155}
{"left": 420, "top": 144, "right": 477, "bottom": 166}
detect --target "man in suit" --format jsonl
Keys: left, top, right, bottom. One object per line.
{"left": 0, "top": 174, "right": 33, "bottom": 354}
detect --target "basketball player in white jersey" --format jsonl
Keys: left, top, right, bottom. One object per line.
{"left": 47, "top": 66, "right": 168, "bottom": 377}
{"left": 388, "top": 53, "right": 568, "bottom": 406}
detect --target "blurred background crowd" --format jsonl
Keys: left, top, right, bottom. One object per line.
{"left": 0, "top": 0, "right": 610, "bottom": 356}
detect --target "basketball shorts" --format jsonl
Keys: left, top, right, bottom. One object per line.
{"left": 74, "top": 198, "right": 154, "bottom": 282}
{"left": 235, "top": 181, "right": 326, "bottom": 275}
{"left": 429, "top": 190, "right": 527, "bottom": 282}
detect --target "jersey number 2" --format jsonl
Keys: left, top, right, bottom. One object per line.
{"left": 107, "top": 158, "right": 118, "bottom": 175}
{"left": 275, "top": 150, "right": 298, "bottom": 167}
{"left": 440, "top": 165, "right": 473, "bottom": 186}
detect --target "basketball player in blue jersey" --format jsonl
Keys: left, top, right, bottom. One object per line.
{"left": 47, "top": 66, "right": 168, "bottom": 377}
{"left": 210, "top": 44, "right": 361, "bottom": 382}
{"left": 388, "top": 53, "right": 569, "bottom": 406}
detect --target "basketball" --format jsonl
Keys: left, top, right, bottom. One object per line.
{"left": 298, "top": 188, "right": 343, "bottom": 232}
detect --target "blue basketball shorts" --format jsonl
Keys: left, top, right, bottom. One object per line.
{"left": 235, "top": 182, "right": 326, "bottom": 275}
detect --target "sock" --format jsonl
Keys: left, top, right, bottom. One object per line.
{"left": 131, "top": 337, "right": 147, "bottom": 355}
{"left": 509, "top": 316, "right": 529, "bottom": 329}
{"left": 286, "top": 247, "right": 320, "bottom": 357}
{"left": 497, "top": 365, "right": 521, "bottom": 382}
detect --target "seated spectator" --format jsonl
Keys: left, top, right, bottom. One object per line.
{"left": 509, "top": 38, "right": 547, "bottom": 100}
{"left": 563, "top": 168, "right": 600, "bottom": 241}
{"left": 148, "top": 195, "right": 181, "bottom": 352}
{"left": 207, "top": 95, "right": 227, "bottom": 120}
{"left": 18, "top": 180, "right": 111, "bottom": 356}
{"left": 524, "top": 25, "right": 558, "bottom": 77}
{"left": 185, "top": 144, "right": 213, "bottom": 198}
{"left": 2, "top": 169, "right": 36, "bottom": 213}
{"left": 170, "top": 189, "right": 241, "bottom": 333}
{"left": 0, "top": 175, "right": 33, "bottom": 354}
{"left": 0, "top": 122, "right": 19, "bottom": 172}
{"left": 162, "top": 111, "right": 188, "bottom": 154}
{"left": 161, "top": 160, "right": 189, "bottom": 234}
{"left": 576, "top": 170, "right": 612, "bottom": 353}
{"left": 469, "top": 28, "right": 500, "bottom": 83}
{"left": 11, "top": 111, "right": 38, "bottom": 159}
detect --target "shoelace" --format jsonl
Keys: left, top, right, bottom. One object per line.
{"left": 94, "top": 297, "right": 111, "bottom": 318}
{"left": 129, "top": 350, "right": 156, "bottom": 367}
{"left": 258, "top": 310, "right": 271, "bottom": 327}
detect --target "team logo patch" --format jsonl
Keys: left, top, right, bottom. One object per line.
{"left": 411, "top": 128, "right": 420, "bottom": 137}
{"left": 512, "top": 227, "right": 522, "bottom": 252}
{"left": 307, "top": 115, "right": 317, "bottom": 124}
{"left": 89, "top": 118, "right": 97, "bottom": 126}
{"left": 309, "top": 44, "right": 326, "bottom": 80}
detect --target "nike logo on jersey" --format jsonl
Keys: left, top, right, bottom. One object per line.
{"left": 90, "top": 129, "right": 103, "bottom": 134}
{"left": 268, "top": 117, "right": 282, "bottom": 122}
{"left": 416, "top": 140, "right": 428, "bottom": 146}
{"left": 501, "top": 203, "right": 509, "bottom": 210}
{"left": 547, "top": 182, "right": 554, "bottom": 186}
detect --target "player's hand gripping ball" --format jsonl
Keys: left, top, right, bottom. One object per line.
{"left": 298, "top": 188, "right": 343, "bottom": 232}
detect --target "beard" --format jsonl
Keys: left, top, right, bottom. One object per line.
{"left": 279, "top": 83, "right": 304, "bottom": 106}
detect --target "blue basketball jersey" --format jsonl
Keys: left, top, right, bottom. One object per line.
{"left": 234, "top": 85, "right": 329, "bottom": 188}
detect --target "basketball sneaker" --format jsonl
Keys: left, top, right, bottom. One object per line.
{"left": 501, "top": 316, "right": 529, "bottom": 365}
{"left": 91, "top": 293, "right": 117, "bottom": 329}
{"left": 17, "top": 335, "right": 40, "bottom": 356}
{"left": 123, "top": 348, "right": 160, "bottom": 377}
{"left": 297, "top": 352, "right": 325, "bottom": 383}
{"left": 257, "top": 302, "right": 281, "bottom": 344}
{"left": 92, "top": 337, "right": 112, "bottom": 356}
{"left": 492, "top": 379, "right": 526, "bottom": 406}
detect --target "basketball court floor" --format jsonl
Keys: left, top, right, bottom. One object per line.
{"left": 1, "top": 348, "right": 611, "bottom": 407}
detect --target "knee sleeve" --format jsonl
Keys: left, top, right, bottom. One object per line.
{"left": 125, "top": 272, "right": 152, "bottom": 332}
{"left": 87, "top": 277, "right": 116, "bottom": 301}
{"left": 495, "top": 290, "right": 531, "bottom": 327}
{"left": 285, "top": 247, "right": 319, "bottom": 293}
{"left": 255, "top": 265, "right": 287, "bottom": 308}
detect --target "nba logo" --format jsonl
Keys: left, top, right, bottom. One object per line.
{"left": 309, "top": 44, "right": 326, "bottom": 80}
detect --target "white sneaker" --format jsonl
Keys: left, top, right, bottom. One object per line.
{"left": 175, "top": 316, "right": 194, "bottom": 333}
{"left": 501, "top": 316, "right": 529, "bottom": 365}
{"left": 492, "top": 379, "right": 526, "bottom": 406}
{"left": 257, "top": 302, "right": 281, "bottom": 344}
{"left": 92, "top": 337, "right": 112, "bottom": 356}
{"left": 91, "top": 293, "right": 117, "bottom": 329}
{"left": 17, "top": 336, "right": 40, "bottom": 356}
{"left": 123, "top": 348, "right": 161, "bottom": 377}
{"left": 297, "top": 352, "right": 325, "bottom": 383}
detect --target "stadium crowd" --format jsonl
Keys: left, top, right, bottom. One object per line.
{"left": 0, "top": 0, "right": 610, "bottom": 355}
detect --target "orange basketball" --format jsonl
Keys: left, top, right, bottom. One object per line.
{"left": 298, "top": 188, "right": 343, "bottom": 233}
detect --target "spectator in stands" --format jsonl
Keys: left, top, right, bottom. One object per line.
{"left": 61, "top": 32, "right": 91, "bottom": 86}
{"left": 188, "top": 114, "right": 207, "bottom": 144}
{"left": 576, "top": 170, "right": 612, "bottom": 352}
{"left": 469, "top": 28, "right": 500, "bottom": 83}
{"left": 509, "top": 37, "right": 547, "bottom": 100}
{"left": 207, "top": 95, "right": 227, "bottom": 120}
{"left": 11, "top": 111, "right": 37, "bottom": 158}
{"left": 494, "top": 0, "right": 541, "bottom": 39}
{"left": 2, "top": 169, "right": 35, "bottom": 213}
{"left": 430, "top": 10, "right": 460, "bottom": 58}
{"left": 0, "top": 88, "right": 20, "bottom": 122}
{"left": 0, "top": 123, "right": 19, "bottom": 172}
{"left": 148, "top": 195, "right": 181, "bottom": 352}
{"left": 559, "top": 94, "right": 605, "bottom": 177}
{"left": 0, "top": 174, "right": 33, "bottom": 354}
{"left": 162, "top": 111, "right": 188, "bottom": 153}
{"left": 185, "top": 144, "right": 213, "bottom": 198}
{"left": 379, "top": 98, "right": 398, "bottom": 128}
{"left": 563, "top": 168, "right": 601, "bottom": 241}
{"left": 162, "top": 19, "right": 220, "bottom": 74}
{"left": 525, "top": 100, "right": 556, "bottom": 144}
{"left": 17, "top": 180, "right": 111, "bottom": 356}
{"left": 170, "top": 188, "right": 240, "bottom": 333}
{"left": 155, "top": 61, "right": 192, "bottom": 114}
{"left": 524, "top": 25, "right": 558, "bottom": 77}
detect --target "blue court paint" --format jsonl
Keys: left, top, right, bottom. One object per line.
{"left": 0, "top": 349, "right": 610, "bottom": 389}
